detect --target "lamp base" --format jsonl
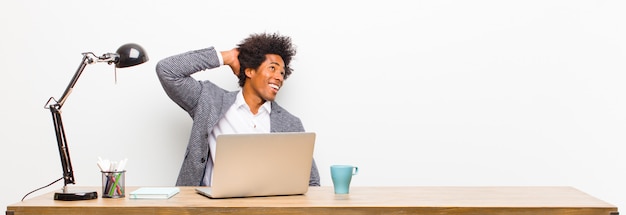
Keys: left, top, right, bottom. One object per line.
{"left": 54, "top": 190, "right": 98, "bottom": 201}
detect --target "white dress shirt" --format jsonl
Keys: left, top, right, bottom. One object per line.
{"left": 201, "top": 62, "right": 272, "bottom": 186}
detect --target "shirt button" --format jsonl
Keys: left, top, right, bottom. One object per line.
{"left": 200, "top": 158, "right": 206, "bottom": 163}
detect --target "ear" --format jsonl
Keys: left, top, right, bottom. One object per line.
{"left": 244, "top": 68, "right": 256, "bottom": 78}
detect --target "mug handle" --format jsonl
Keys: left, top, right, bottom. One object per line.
{"left": 352, "top": 166, "right": 359, "bottom": 175}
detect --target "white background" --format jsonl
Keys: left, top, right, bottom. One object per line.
{"left": 1, "top": 0, "right": 625, "bottom": 211}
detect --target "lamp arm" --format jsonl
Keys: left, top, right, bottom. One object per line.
{"left": 44, "top": 53, "right": 95, "bottom": 190}
{"left": 49, "top": 105, "right": 74, "bottom": 188}
{"left": 54, "top": 53, "right": 96, "bottom": 107}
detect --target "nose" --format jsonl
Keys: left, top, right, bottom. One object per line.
{"left": 274, "top": 71, "right": 285, "bottom": 82}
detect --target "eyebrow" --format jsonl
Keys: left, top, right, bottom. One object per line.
{"left": 268, "top": 61, "right": 286, "bottom": 72}
{"left": 269, "top": 62, "right": 283, "bottom": 67}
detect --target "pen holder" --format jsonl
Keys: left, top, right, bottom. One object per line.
{"left": 101, "top": 170, "right": 126, "bottom": 198}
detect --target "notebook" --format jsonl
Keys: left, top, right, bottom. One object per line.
{"left": 195, "top": 132, "right": 316, "bottom": 199}
{"left": 130, "top": 187, "right": 180, "bottom": 199}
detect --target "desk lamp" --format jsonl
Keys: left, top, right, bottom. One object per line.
{"left": 44, "top": 43, "right": 148, "bottom": 201}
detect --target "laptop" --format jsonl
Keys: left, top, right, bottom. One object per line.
{"left": 195, "top": 132, "right": 316, "bottom": 198}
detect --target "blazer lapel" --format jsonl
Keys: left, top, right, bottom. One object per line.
{"left": 270, "top": 101, "right": 285, "bottom": 132}
{"left": 211, "top": 91, "right": 238, "bottom": 128}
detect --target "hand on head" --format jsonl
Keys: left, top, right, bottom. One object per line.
{"left": 221, "top": 48, "right": 240, "bottom": 76}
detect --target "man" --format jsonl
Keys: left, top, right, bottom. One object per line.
{"left": 156, "top": 33, "right": 320, "bottom": 186}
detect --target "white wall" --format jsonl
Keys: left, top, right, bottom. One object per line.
{"left": 1, "top": 0, "right": 625, "bottom": 211}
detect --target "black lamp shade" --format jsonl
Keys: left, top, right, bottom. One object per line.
{"left": 115, "top": 43, "right": 149, "bottom": 68}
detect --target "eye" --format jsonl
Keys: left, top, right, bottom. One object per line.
{"left": 269, "top": 66, "right": 275, "bottom": 71}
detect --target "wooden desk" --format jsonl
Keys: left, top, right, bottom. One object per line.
{"left": 6, "top": 186, "right": 618, "bottom": 215}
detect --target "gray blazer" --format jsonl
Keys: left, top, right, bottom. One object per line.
{"left": 156, "top": 47, "right": 320, "bottom": 186}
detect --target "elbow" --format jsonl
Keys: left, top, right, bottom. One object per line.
{"left": 155, "top": 59, "right": 168, "bottom": 76}
{"left": 155, "top": 58, "right": 178, "bottom": 81}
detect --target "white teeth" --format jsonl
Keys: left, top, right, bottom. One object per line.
{"left": 269, "top": 84, "right": 280, "bottom": 90}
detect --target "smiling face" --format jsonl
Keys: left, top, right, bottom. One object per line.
{"left": 242, "top": 54, "right": 286, "bottom": 111}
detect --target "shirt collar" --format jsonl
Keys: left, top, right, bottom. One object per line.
{"left": 235, "top": 90, "right": 271, "bottom": 114}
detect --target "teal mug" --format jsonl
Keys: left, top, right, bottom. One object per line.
{"left": 330, "top": 165, "right": 358, "bottom": 194}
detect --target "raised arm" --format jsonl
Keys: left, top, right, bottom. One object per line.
{"left": 155, "top": 47, "right": 222, "bottom": 113}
